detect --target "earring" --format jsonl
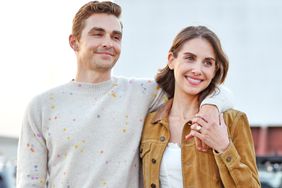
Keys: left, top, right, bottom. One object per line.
{"left": 168, "top": 64, "right": 174, "bottom": 70}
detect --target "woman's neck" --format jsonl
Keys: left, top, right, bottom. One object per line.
{"left": 169, "top": 90, "right": 199, "bottom": 120}
{"left": 168, "top": 89, "right": 200, "bottom": 144}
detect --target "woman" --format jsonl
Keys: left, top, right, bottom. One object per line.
{"left": 140, "top": 26, "right": 260, "bottom": 188}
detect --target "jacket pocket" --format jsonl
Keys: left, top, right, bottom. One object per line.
{"left": 198, "top": 149, "right": 221, "bottom": 183}
{"left": 140, "top": 142, "right": 152, "bottom": 188}
{"left": 140, "top": 142, "right": 151, "bottom": 158}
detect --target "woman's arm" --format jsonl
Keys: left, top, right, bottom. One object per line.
{"left": 214, "top": 112, "right": 261, "bottom": 187}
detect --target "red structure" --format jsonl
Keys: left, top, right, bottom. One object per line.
{"left": 251, "top": 126, "right": 282, "bottom": 156}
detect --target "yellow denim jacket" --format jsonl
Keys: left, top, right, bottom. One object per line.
{"left": 140, "top": 100, "right": 261, "bottom": 188}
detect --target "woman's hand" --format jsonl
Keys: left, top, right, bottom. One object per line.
{"left": 185, "top": 104, "right": 221, "bottom": 152}
{"left": 187, "top": 113, "right": 230, "bottom": 153}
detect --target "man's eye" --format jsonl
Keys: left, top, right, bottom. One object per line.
{"left": 93, "top": 33, "right": 103, "bottom": 36}
{"left": 186, "top": 56, "right": 194, "bottom": 61}
{"left": 113, "top": 35, "right": 121, "bottom": 41}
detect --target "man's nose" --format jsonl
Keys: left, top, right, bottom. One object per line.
{"left": 102, "top": 35, "right": 113, "bottom": 48}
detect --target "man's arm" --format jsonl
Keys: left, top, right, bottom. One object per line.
{"left": 147, "top": 82, "right": 168, "bottom": 112}
{"left": 149, "top": 84, "right": 233, "bottom": 113}
{"left": 201, "top": 85, "right": 234, "bottom": 113}
{"left": 17, "top": 99, "right": 47, "bottom": 188}
{"left": 186, "top": 85, "right": 234, "bottom": 151}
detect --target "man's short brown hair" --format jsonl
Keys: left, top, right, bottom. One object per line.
{"left": 72, "top": 1, "right": 122, "bottom": 40}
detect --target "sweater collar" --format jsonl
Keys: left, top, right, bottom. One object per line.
{"left": 66, "top": 77, "right": 117, "bottom": 96}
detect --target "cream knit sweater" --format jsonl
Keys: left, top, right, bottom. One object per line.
{"left": 17, "top": 77, "right": 231, "bottom": 188}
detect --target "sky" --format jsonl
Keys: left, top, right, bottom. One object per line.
{"left": 1, "top": 0, "right": 282, "bottom": 137}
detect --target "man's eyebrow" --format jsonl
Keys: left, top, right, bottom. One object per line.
{"left": 112, "top": 30, "right": 122, "bottom": 36}
{"left": 88, "top": 27, "right": 105, "bottom": 34}
{"left": 183, "top": 52, "right": 196, "bottom": 56}
{"left": 88, "top": 27, "right": 122, "bottom": 36}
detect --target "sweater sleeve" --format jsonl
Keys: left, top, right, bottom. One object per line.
{"left": 213, "top": 112, "right": 261, "bottom": 187}
{"left": 17, "top": 98, "right": 48, "bottom": 188}
{"left": 147, "top": 82, "right": 168, "bottom": 112}
{"left": 201, "top": 85, "right": 234, "bottom": 113}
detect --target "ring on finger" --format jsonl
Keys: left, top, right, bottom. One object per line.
{"left": 196, "top": 125, "right": 202, "bottom": 132}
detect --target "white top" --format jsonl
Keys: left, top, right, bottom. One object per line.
{"left": 160, "top": 143, "right": 183, "bottom": 188}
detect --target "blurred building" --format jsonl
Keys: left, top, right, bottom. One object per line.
{"left": 252, "top": 126, "right": 282, "bottom": 188}
{"left": 0, "top": 136, "right": 17, "bottom": 188}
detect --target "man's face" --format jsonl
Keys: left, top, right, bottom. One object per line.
{"left": 75, "top": 13, "right": 122, "bottom": 73}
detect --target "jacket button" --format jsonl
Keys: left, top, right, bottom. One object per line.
{"left": 160, "top": 136, "right": 165, "bottom": 142}
{"left": 152, "top": 158, "right": 156, "bottom": 164}
{"left": 151, "top": 183, "right": 156, "bottom": 188}
{"left": 226, "top": 156, "right": 232, "bottom": 162}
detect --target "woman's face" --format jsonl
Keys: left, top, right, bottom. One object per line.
{"left": 168, "top": 37, "right": 216, "bottom": 96}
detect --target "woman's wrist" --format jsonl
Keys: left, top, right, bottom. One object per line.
{"left": 215, "top": 139, "right": 230, "bottom": 154}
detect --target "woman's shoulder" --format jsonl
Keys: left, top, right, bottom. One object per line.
{"left": 223, "top": 109, "right": 246, "bottom": 120}
{"left": 144, "top": 110, "right": 159, "bottom": 126}
{"left": 223, "top": 109, "right": 250, "bottom": 135}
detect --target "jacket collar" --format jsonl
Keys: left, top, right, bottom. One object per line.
{"left": 151, "top": 99, "right": 173, "bottom": 124}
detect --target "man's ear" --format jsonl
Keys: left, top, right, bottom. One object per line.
{"left": 167, "top": 52, "right": 175, "bottom": 70}
{"left": 69, "top": 35, "right": 79, "bottom": 51}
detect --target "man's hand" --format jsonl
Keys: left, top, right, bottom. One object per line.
{"left": 185, "top": 104, "right": 220, "bottom": 152}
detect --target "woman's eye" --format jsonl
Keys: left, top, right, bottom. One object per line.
{"left": 204, "top": 61, "right": 212, "bottom": 66}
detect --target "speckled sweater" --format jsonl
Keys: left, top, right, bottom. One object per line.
{"left": 17, "top": 77, "right": 232, "bottom": 188}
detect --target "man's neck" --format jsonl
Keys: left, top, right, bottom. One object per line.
{"left": 75, "top": 70, "right": 111, "bottom": 83}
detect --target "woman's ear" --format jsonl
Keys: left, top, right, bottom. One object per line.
{"left": 167, "top": 52, "right": 175, "bottom": 70}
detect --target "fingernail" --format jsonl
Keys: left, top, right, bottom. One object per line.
{"left": 187, "top": 120, "right": 192, "bottom": 126}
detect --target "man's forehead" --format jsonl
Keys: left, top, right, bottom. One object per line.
{"left": 84, "top": 13, "right": 122, "bottom": 33}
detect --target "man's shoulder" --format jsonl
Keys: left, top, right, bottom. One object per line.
{"left": 28, "top": 82, "right": 70, "bottom": 105}
{"left": 114, "top": 76, "right": 157, "bottom": 88}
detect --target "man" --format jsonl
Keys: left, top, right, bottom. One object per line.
{"left": 17, "top": 1, "right": 232, "bottom": 187}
